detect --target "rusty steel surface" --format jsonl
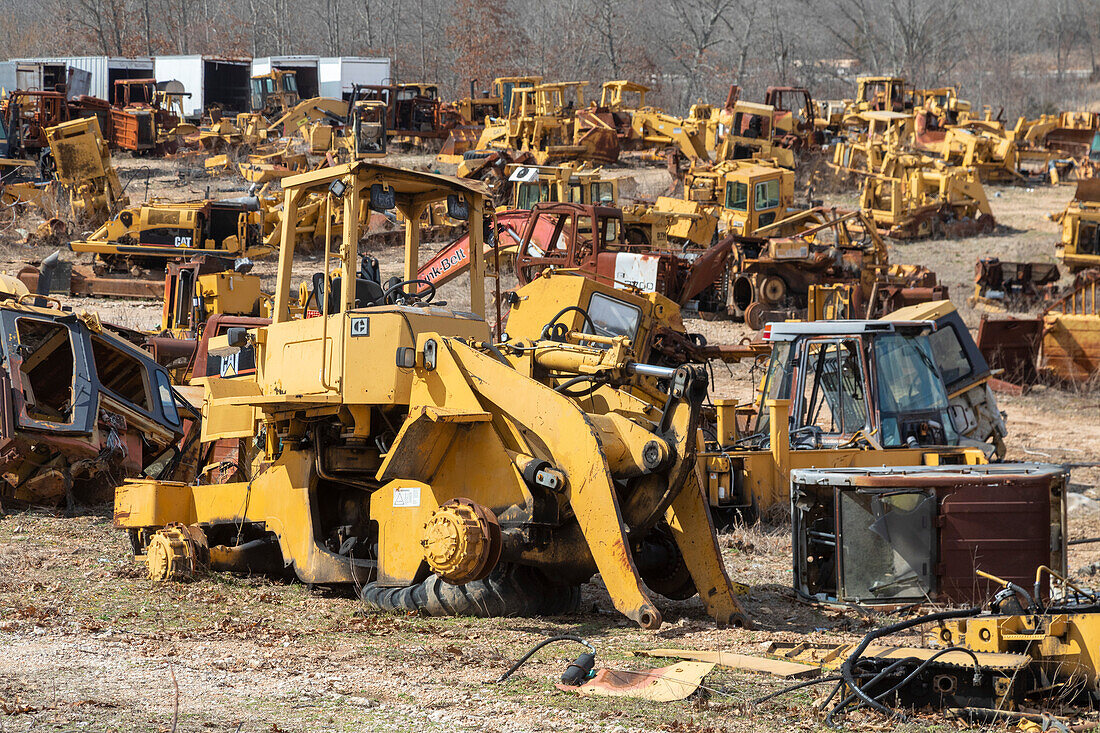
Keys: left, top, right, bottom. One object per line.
{"left": 18, "top": 265, "right": 165, "bottom": 300}
{"left": 977, "top": 315, "right": 1042, "bottom": 385}
{"left": 937, "top": 474, "right": 1060, "bottom": 603}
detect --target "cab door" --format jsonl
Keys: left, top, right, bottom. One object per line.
{"left": 0, "top": 312, "right": 95, "bottom": 435}
{"left": 791, "top": 336, "right": 872, "bottom": 448}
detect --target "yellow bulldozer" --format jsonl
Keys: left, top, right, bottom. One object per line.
{"left": 683, "top": 158, "right": 801, "bottom": 236}
{"left": 1053, "top": 179, "right": 1100, "bottom": 272}
{"left": 851, "top": 152, "right": 995, "bottom": 239}
{"left": 249, "top": 69, "right": 301, "bottom": 118}
{"left": 114, "top": 161, "right": 747, "bottom": 630}
{"left": 437, "top": 76, "right": 543, "bottom": 163}
{"left": 474, "top": 82, "right": 619, "bottom": 165}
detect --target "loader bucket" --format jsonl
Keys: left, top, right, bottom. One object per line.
{"left": 438, "top": 127, "right": 483, "bottom": 164}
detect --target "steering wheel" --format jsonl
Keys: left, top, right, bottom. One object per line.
{"left": 382, "top": 278, "right": 436, "bottom": 305}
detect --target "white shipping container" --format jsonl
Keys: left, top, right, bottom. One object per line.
{"left": 11, "top": 56, "right": 152, "bottom": 100}
{"left": 155, "top": 55, "right": 251, "bottom": 119}
{"left": 318, "top": 57, "right": 391, "bottom": 100}
{"left": 0, "top": 61, "right": 15, "bottom": 93}
{"left": 252, "top": 55, "right": 321, "bottom": 98}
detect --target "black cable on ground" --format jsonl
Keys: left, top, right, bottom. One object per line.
{"left": 832, "top": 606, "right": 980, "bottom": 726}
{"left": 751, "top": 675, "right": 843, "bottom": 705}
{"left": 495, "top": 635, "right": 595, "bottom": 684}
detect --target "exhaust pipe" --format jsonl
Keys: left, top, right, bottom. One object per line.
{"left": 35, "top": 250, "right": 60, "bottom": 307}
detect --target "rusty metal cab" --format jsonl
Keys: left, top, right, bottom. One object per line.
{"left": 0, "top": 300, "right": 192, "bottom": 506}
{"left": 791, "top": 463, "right": 1067, "bottom": 606}
{"left": 512, "top": 201, "right": 734, "bottom": 309}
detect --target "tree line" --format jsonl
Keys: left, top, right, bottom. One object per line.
{"left": 1, "top": 0, "right": 1098, "bottom": 117}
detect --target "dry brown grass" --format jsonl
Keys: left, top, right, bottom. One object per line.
{"left": 0, "top": 155, "right": 1098, "bottom": 731}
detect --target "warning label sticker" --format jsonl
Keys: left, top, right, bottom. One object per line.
{"left": 393, "top": 486, "right": 421, "bottom": 508}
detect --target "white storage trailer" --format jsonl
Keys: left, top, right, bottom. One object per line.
{"left": 6, "top": 56, "right": 152, "bottom": 99}
{"left": 252, "top": 55, "right": 320, "bottom": 99}
{"left": 154, "top": 55, "right": 252, "bottom": 119}
{"left": 318, "top": 57, "right": 391, "bottom": 100}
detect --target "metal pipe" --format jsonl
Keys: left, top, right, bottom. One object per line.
{"left": 320, "top": 192, "right": 336, "bottom": 391}
{"left": 629, "top": 363, "right": 676, "bottom": 379}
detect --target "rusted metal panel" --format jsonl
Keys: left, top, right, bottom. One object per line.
{"left": 678, "top": 234, "right": 734, "bottom": 305}
{"left": 938, "top": 475, "right": 1059, "bottom": 602}
{"left": 110, "top": 109, "right": 155, "bottom": 151}
{"left": 977, "top": 315, "right": 1042, "bottom": 385}
{"left": 1041, "top": 313, "right": 1100, "bottom": 381}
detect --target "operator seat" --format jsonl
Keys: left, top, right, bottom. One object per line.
{"left": 310, "top": 272, "right": 385, "bottom": 313}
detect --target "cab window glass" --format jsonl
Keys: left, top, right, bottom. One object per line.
{"left": 584, "top": 292, "right": 641, "bottom": 344}
{"left": 928, "top": 325, "right": 972, "bottom": 386}
{"left": 755, "top": 179, "right": 780, "bottom": 210}
{"left": 798, "top": 339, "right": 868, "bottom": 436}
{"left": 592, "top": 182, "right": 615, "bottom": 204}
{"left": 154, "top": 369, "right": 180, "bottom": 426}
{"left": 91, "top": 336, "right": 150, "bottom": 411}
{"left": 516, "top": 183, "right": 539, "bottom": 210}
{"left": 725, "top": 181, "right": 748, "bottom": 211}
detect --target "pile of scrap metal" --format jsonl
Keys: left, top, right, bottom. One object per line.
{"left": 1, "top": 82, "right": 187, "bottom": 160}
{"left": 428, "top": 157, "right": 946, "bottom": 326}
{"left": 765, "top": 529, "right": 1100, "bottom": 727}
{"left": 971, "top": 257, "right": 1061, "bottom": 308}
{"left": 2, "top": 115, "right": 127, "bottom": 233}
{"left": 0, "top": 277, "right": 196, "bottom": 510}
{"left": 978, "top": 270, "right": 1100, "bottom": 385}
{"left": 196, "top": 93, "right": 387, "bottom": 179}
{"left": 723, "top": 207, "right": 944, "bottom": 328}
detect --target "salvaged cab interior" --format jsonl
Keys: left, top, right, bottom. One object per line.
{"left": 791, "top": 463, "right": 1067, "bottom": 606}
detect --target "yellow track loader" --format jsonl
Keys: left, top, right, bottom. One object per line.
{"left": 115, "top": 162, "right": 746, "bottom": 629}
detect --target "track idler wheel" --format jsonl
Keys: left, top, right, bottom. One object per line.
{"left": 361, "top": 563, "right": 581, "bottom": 619}
{"left": 146, "top": 523, "right": 207, "bottom": 581}
{"left": 420, "top": 499, "right": 502, "bottom": 584}
{"left": 744, "top": 301, "right": 767, "bottom": 331}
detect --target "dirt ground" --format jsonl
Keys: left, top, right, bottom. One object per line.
{"left": 1, "top": 152, "right": 1099, "bottom": 732}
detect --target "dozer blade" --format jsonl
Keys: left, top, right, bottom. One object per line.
{"left": 438, "top": 127, "right": 482, "bottom": 164}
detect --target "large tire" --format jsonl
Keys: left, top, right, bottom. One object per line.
{"left": 361, "top": 563, "right": 581, "bottom": 618}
